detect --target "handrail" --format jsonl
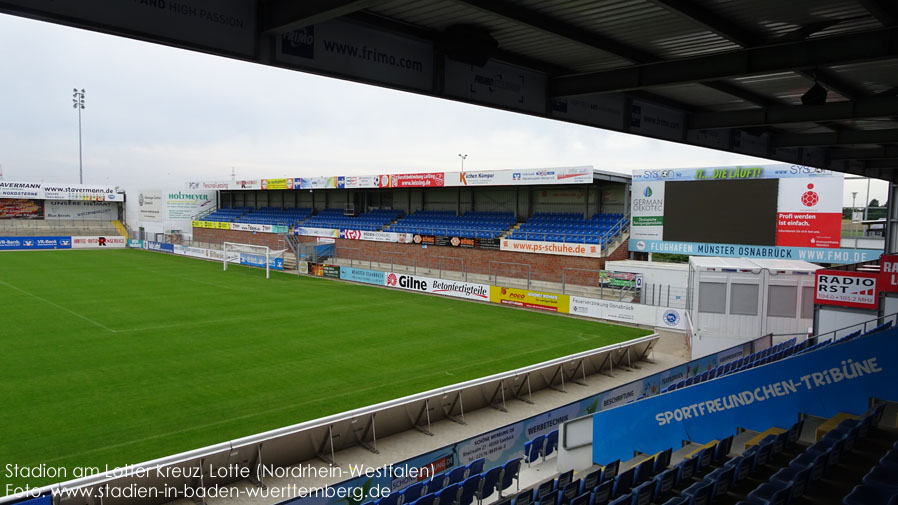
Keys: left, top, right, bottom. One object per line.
{"left": 0, "top": 333, "right": 659, "bottom": 504}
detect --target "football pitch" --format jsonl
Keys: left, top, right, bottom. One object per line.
{"left": 0, "top": 249, "right": 649, "bottom": 490}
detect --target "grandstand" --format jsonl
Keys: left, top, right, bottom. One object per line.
{"left": 507, "top": 213, "right": 627, "bottom": 245}
{"left": 389, "top": 211, "right": 516, "bottom": 239}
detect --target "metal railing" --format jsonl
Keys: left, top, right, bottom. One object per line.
{"left": 489, "top": 260, "right": 532, "bottom": 289}
{"left": 814, "top": 312, "right": 898, "bottom": 344}
{"left": 0, "top": 334, "right": 660, "bottom": 505}
{"left": 642, "top": 284, "right": 688, "bottom": 309}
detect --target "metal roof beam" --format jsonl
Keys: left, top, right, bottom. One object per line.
{"left": 773, "top": 129, "right": 898, "bottom": 147}
{"left": 689, "top": 97, "right": 898, "bottom": 129}
{"left": 551, "top": 27, "right": 898, "bottom": 97}
{"left": 262, "top": 0, "right": 382, "bottom": 34}
{"left": 829, "top": 146, "right": 898, "bottom": 160}
{"left": 649, "top": 0, "right": 761, "bottom": 47}
{"left": 857, "top": 0, "right": 898, "bottom": 26}
{"left": 452, "top": 0, "right": 656, "bottom": 63}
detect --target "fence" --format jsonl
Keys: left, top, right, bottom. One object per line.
{"left": 642, "top": 283, "right": 688, "bottom": 309}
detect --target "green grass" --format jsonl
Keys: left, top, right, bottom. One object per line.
{"left": 0, "top": 249, "right": 649, "bottom": 490}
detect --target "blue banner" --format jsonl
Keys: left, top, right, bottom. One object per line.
{"left": 629, "top": 238, "right": 880, "bottom": 264}
{"left": 127, "top": 239, "right": 143, "bottom": 248}
{"left": 0, "top": 236, "right": 72, "bottom": 250}
{"left": 339, "top": 267, "right": 386, "bottom": 286}
{"left": 144, "top": 241, "right": 174, "bottom": 253}
{"left": 238, "top": 252, "right": 285, "bottom": 271}
{"left": 592, "top": 328, "right": 898, "bottom": 464}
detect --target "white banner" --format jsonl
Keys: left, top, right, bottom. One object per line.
{"left": 445, "top": 166, "right": 593, "bottom": 187}
{"left": 229, "top": 222, "right": 288, "bottom": 233}
{"left": 137, "top": 191, "right": 163, "bottom": 222}
{"left": 173, "top": 244, "right": 213, "bottom": 259}
{"left": 569, "top": 296, "right": 656, "bottom": 325}
{"left": 384, "top": 272, "right": 490, "bottom": 302}
{"left": 341, "top": 175, "right": 380, "bottom": 188}
{"left": 341, "top": 230, "right": 413, "bottom": 243}
{"left": 44, "top": 201, "right": 118, "bottom": 220}
{"left": 0, "top": 181, "right": 118, "bottom": 201}
{"left": 70, "top": 235, "right": 127, "bottom": 249}
{"left": 296, "top": 227, "right": 340, "bottom": 238}
{"left": 656, "top": 307, "right": 686, "bottom": 330}
{"left": 500, "top": 238, "right": 603, "bottom": 258}
{"left": 165, "top": 191, "right": 215, "bottom": 221}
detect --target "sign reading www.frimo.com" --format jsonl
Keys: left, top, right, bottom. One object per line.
{"left": 814, "top": 269, "right": 879, "bottom": 309}
{"left": 385, "top": 272, "right": 489, "bottom": 301}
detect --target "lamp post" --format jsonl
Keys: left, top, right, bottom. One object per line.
{"left": 73, "top": 88, "right": 85, "bottom": 184}
{"left": 458, "top": 154, "right": 467, "bottom": 171}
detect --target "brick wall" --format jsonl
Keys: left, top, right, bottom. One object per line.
{"left": 193, "top": 227, "right": 632, "bottom": 283}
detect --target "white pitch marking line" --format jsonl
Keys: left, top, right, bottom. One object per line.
{"left": 0, "top": 279, "right": 117, "bottom": 333}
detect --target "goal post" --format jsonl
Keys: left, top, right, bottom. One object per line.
{"left": 222, "top": 242, "right": 286, "bottom": 279}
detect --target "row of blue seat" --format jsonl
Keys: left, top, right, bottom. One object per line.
{"left": 845, "top": 441, "right": 898, "bottom": 504}
{"left": 662, "top": 338, "right": 799, "bottom": 393}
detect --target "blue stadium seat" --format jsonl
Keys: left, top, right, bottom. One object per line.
{"left": 593, "top": 480, "right": 613, "bottom": 505}
{"left": 612, "top": 467, "right": 635, "bottom": 498}
{"left": 429, "top": 476, "right": 446, "bottom": 495}
{"left": 412, "top": 494, "right": 436, "bottom": 505}
{"left": 651, "top": 469, "right": 676, "bottom": 503}
{"left": 458, "top": 476, "right": 481, "bottom": 505}
{"left": 724, "top": 455, "right": 752, "bottom": 487}
{"left": 747, "top": 481, "right": 791, "bottom": 505}
{"left": 843, "top": 485, "right": 898, "bottom": 505}
{"left": 436, "top": 484, "right": 460, "bottom": 505}
{"left": 401, "top": 482, "right": 427, "bottom": 504}
{"left": 498, "top": 458, "right": 521, "bottom": 497}
{"left": 556, "top": 470, "right": 574, "bottom": 491}
{"left": 569, "top": 493, "right": 590, "bottom": 505}
{"left": 681, "top": 481, "right": 713, "bottom": 505}
{"left": 771, "top": 465, "right": 810, "bottom": 501}
{"left": 557, "top": 481, "right": 580, "bottom": 505}
{"left": 673, "top": 458, "right": 697, "bottom": 489}
{"left": 708, "top": 466, "right": 735, "bottom": 501}
{"left": 632, "top": 458, "right": 654, "bottom": 486}
{"left": 476, "top": 467, "right": 501, "bottom": 504}
{"left": 447, "top": 467, "right": 468, "bottom": 486}
{"left": 513, "top": 490, "right": 533, "bottom": 505}
{"left": 545, "top": 430, "right": 559, "bottom": 458}
{"left": 629, "top": 481, "right": 652, "bottom": 505}
{"left": 535, "top": 481, "right": 555, "bottom": 502}
{"left": 659, "top": 497, "right": 688, "bottom": 505}
{"left": 862, "top": 466, "right": 898, "bottom": 490}
{"left": 653, "top": 448, "right": 673, "bottom": 475}
{"left": 580, "top": 469, "right": 601, "bottom": 494}
{"left": 601, "top": 460, "right": 620, "bottom": 483}
{"left": 607, "top": 494, "right": 630, "bottom": 505}
{"left": 537, "top": 491, "right": 558, "bottom": 505}
{"left": 525, "top": 436, "right": 544, "bottom": 466}
{"left": 466, "top": 458, "right": 485, "bottom": 478}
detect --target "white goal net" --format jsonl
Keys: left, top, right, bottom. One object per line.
{"left": 222, "top": 242, "right": 286, "bottom": 279}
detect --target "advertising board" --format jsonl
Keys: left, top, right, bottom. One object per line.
{"left": 489, "top": 286, "right": 570, "bottom": 313}
{"left": 339, "top": 267, "right": 386, "bottom": 286}
{"left": 879, "top": 254, "right": 898, "bottom": 293}
{"left": 0, "top": 199, "right": 43, "bottom": 219}
{"left": 71, "top": 236, "right": 127, "bottom": 249}
{"left": 0, "top": 181, "right": 118, "bottom": 201}
{"left": 500, "top": 238, "right": 602, "bottom": 258}
{"left": 44, "top": 200, "right": 117, "bottom": 220}
{"left": 628, "top": 165, "right": 869, "bottom": 263}
{"left": 342, "top": 230, "right": 413, "bottom": 243}
{"left": 412, "top": 234, "right": 500, "bottom": 250}
{"left": 296, "top": 227, "right": 340, "bottom": 238}
{"left": 0, "top": 236, "right": 71, "bottom": 250}
{"left": 814, "top": 269, "right": 879, "bottom": 309}
{"left": 379, "top": 173, "right": 445, "bottom": 188}
{"left": 384, "top": 273, "right": 490, "bottom": 301}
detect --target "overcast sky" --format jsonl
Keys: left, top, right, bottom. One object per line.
{"left": 0, "top": 13, "right": 887, "bottom": 206}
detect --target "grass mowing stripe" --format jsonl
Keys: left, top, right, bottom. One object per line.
{"left": 0, "top": 249, "right": 649, "bottom": 491}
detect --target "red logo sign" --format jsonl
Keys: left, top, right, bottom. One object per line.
{"left": 386, "top": 273, "right": 398, "bottom": 286}
{"left": 344, "top": 230, "right": 361, "bottom": 240}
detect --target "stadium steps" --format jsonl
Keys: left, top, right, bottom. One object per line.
{"left": 112, "top": 220, "right": 128, "bottom": 236}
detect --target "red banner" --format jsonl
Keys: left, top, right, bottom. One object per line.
{"left": 814, "top": 269, "right": 879, "bottom": 309}
{"left": 380, "top": 173, "right": 445, "bottom": 188}
{"left": 775, "top": 212, "right": 841, "bottom": 248}
{"left": 880, "top": 254, "right": 898, "bottom": 293}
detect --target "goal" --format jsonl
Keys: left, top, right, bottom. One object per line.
{"left": 222, "top": 242, "right": 286, "bottom": 279}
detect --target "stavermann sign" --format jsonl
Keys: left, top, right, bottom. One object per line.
{"left": 384, "top": 272, "right": 489, "bottom": 301}
{"left": 814, "top": 269, "right": 879, "bottom": 309}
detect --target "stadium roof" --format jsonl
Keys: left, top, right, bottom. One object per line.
{"left": 3, "top": 1, "right": 898, "bottom": 180}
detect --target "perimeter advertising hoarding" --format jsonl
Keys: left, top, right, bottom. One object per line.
{"left": 0, "top": 236, "right": 71, "bottom": 250}
{"left": 489, "top": 286, "right": 570, "bottom": 312}
{"left": 500, "top": 238, "right": 602, "bottom": 258}
{"left": 44, "top": 201, "right": 117, "bottom": 220}
{"left": 0, "top": 199, "right": 43, "bottom": 219}
{"left": 444, "top": 166, "right": 593, "bottom": 187}
{"left": 880, "top": 254, "right": 898, "bottom": 293}
{"left": 413, "top": 234, "right": 500, "bottom": 250}
{"left": 71, "top": 236, "right": 127, "bottom": 249}
{"left": 384, "top": 272, "right": 490, "bottom": 301}
{"left": 629, "top": 165, "right": 880, "bottom": 263}
{"left": 380, "top": 173, "right": 444, "bottom": 188}
{"left": 0, "top": 181, "right": 118, "bottom": 201}
{"left": 342, "top": 230, "right": 413, "bottom": 243}
{"left": 814, "top": 269, "right": 879, "bottom": 310}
